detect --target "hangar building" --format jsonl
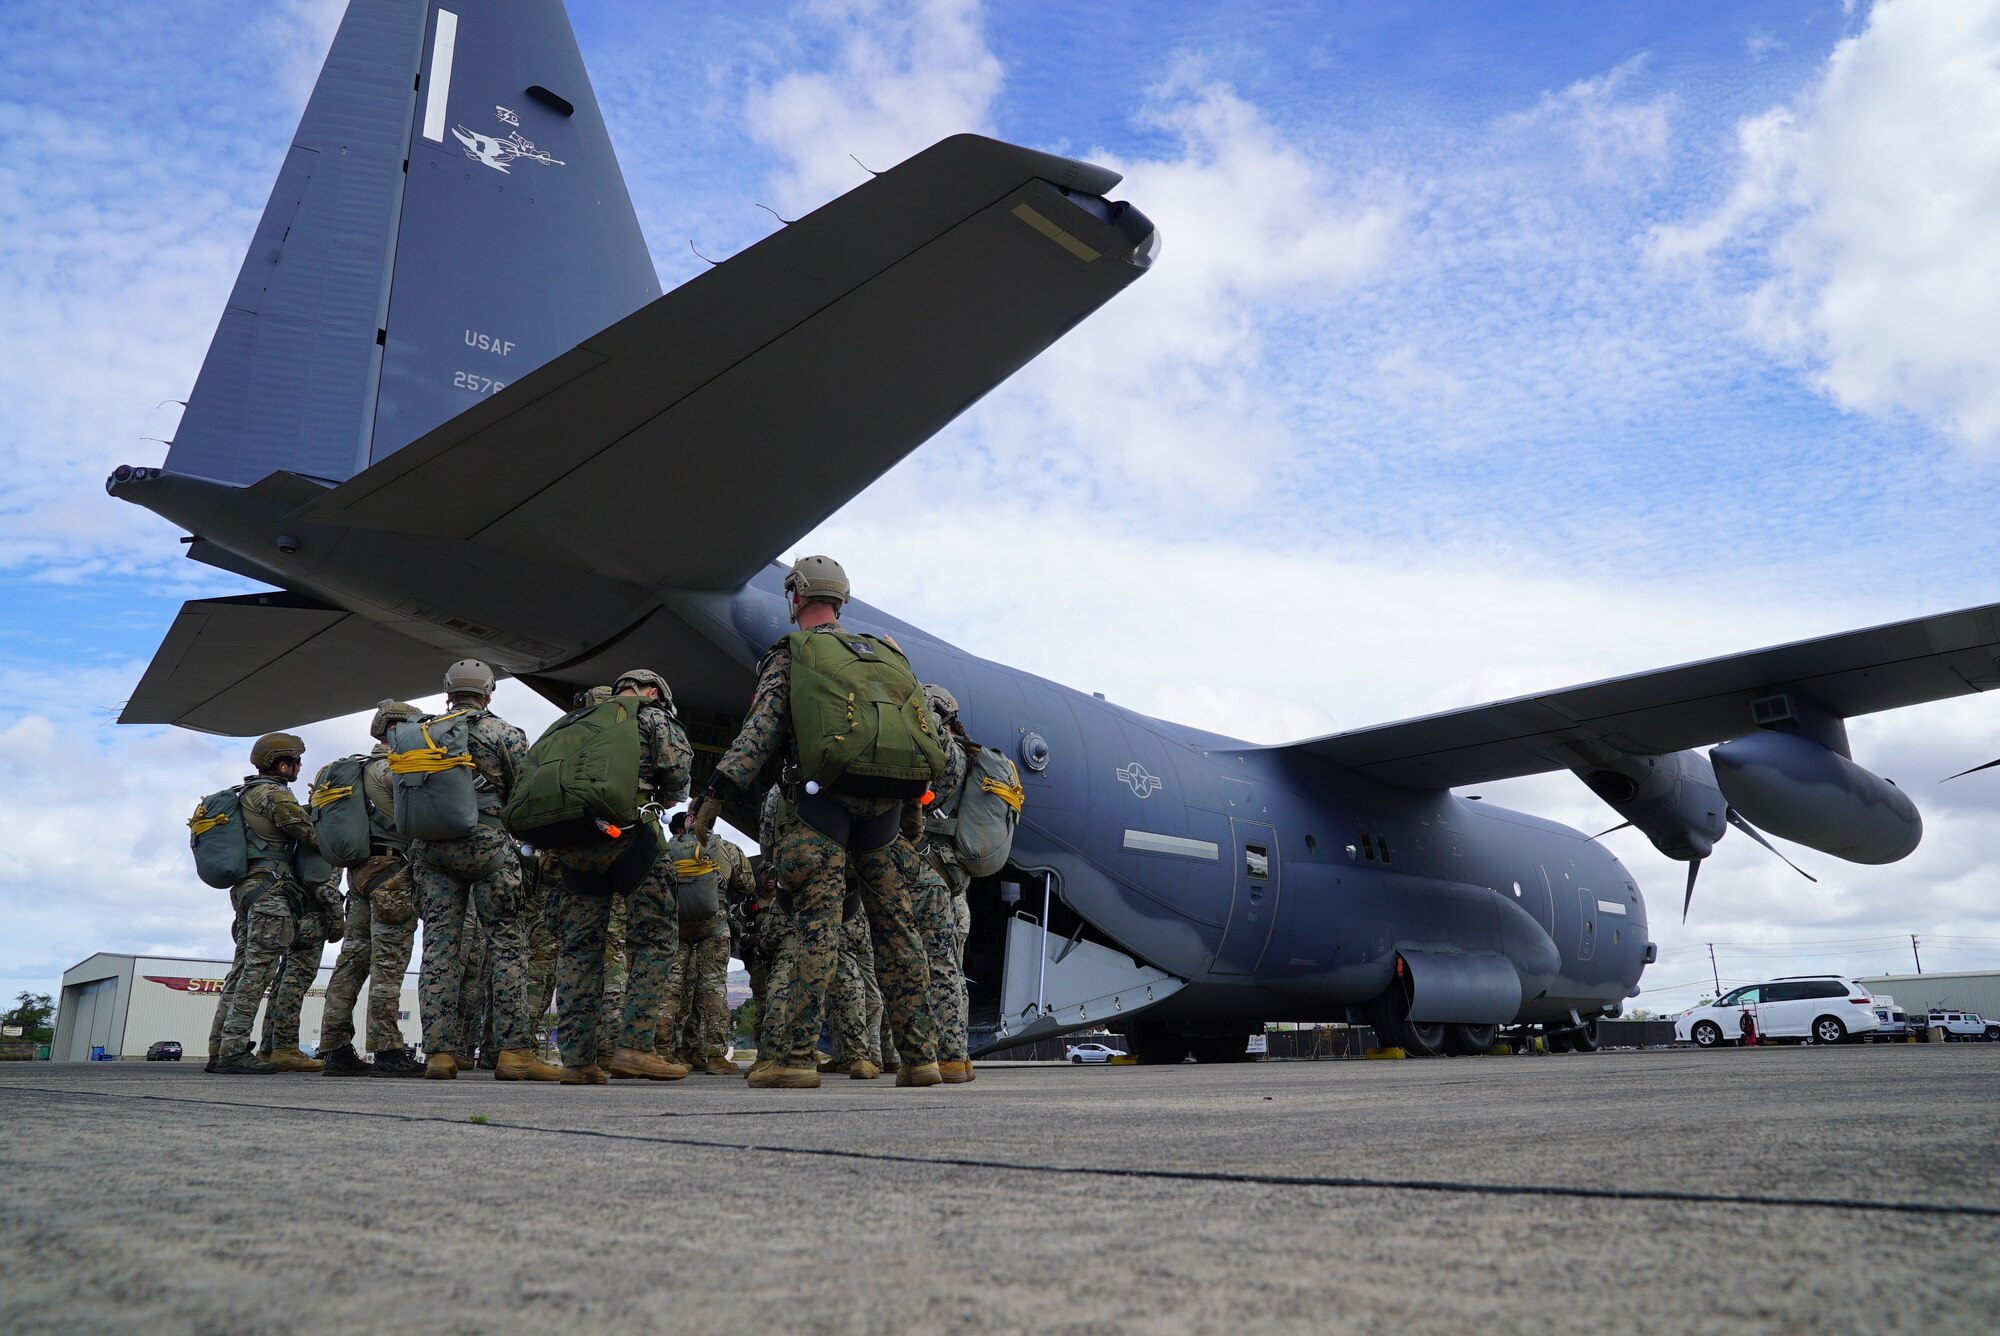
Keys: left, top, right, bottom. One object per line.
{"left": 53, "top": 953, "right": 417, "bottom": 1062}
{"left": 1857, "top": 970, "right": 2000, "bottom": 1019}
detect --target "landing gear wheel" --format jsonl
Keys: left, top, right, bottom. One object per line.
{"left": 1367, "top": 992, "right": 1447, "bottom": 1057}
{"left": 1443, "top": 1023, "right": 1499, "bottom": 1056}
{"left": 1811, "top": 1015, "right": 1848, "bottom": 1045}
{"left": 1126, "top": 1024, "right": 1190, "bottom": 1065}
{"left": 1544, "top": 1028, "right": 1575, "bottom": 1053}
{"left": 1690, "top": 1020, "right": 1723, "bottom": 1048}
{"left": 1568, "top": 1018, "right": 1602, "bottom": 1053}
{"left": 1186, "top": 1036, "right": 1255, "bottom": 1064}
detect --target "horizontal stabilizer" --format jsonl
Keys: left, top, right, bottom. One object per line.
{"left": 1287, "top": 600, "right": 2000, "bottom": 789}
{"left": 298, "top": 134, "right": 1155, "bottom": 589}
{"left": 121, "top": 592, "right": 458, "bottom": 736}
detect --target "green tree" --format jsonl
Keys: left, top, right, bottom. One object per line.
{"left": 3, "top": 991, "right": 55, "bottom": 1044}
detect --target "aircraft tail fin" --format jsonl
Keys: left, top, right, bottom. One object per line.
{"left": 164, "top": 0, "right": 660, "bottom": 489}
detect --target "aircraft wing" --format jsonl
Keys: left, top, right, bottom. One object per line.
{"left": 1285, "top": 600, "right": 2000, "bottom": 789}
{"left": 120, "top": 592, "right": 455, "bottom": 736}
{"left": 298, "top": 134, "right": 1155, "bottom": 588}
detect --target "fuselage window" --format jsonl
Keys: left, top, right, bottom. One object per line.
{"left": 1359, "top": 833, "right": 1376, "bottom": 861}
{"left": 1378, "top": 837, "right": 1392, "bottom": 865}
{"left": 1245, "top": 844, "right": 1269, "bottom": 879}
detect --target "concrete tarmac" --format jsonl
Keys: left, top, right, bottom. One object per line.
{"left": 2, "top": 1046, "right": 1996, "bottom": 1334}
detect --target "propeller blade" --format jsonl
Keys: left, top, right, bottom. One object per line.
{"left": 1939, "top": 757, "right": 2000, "bottom": 783}
{"left": 1682, "top": 860, "right": 1700, "bottom": 924}
{"left": 1590, "top": 820, "right": 1634, "bottom": 840}
{"left": 1726, "top": 808, "right": 1818, "bottom": 883}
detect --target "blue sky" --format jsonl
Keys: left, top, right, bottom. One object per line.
{"left": 5, "top": 0, "right": 2000, "bottom": 1016}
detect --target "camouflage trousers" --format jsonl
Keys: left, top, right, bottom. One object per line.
{"left": 456, "top": 908, "right": 490, "bottom": 1059}
{"left": 217, "top": 872, "right": 302, "bottom": 1057}
{"left": 259, "top": 904, "right": 331, "bottom": 1054}
{"left": 413, "top": 825, "right": 533, "bottom": 1056}
{"left": 523, "top": 857, "right": 559, "bottom": 1049}
{"left": 765, "top": 800, "right": 936, "bottom": 1071}
{"left": 596, "top": 892, "right": 630, "bottom": 1063}
{"left": 550, "top": 841, "right": 675, "bottom": 1067}
{"left": 747, "top": 901, "right": 793, "bottom": 1054}
{"left": 209, "top": 912, "right": 247, "bottom": 1055}
{"left": 897, "top": 840, "right": 968, "bottom": 1063}
{"left": 829, "top": 909, "right": 883, "bottom": 1066}
{"left": 320, "top": 855, "right": 417, "bottom": 1054}
{"left": 657, "top": 911, "right": 731, "bottom": 1062}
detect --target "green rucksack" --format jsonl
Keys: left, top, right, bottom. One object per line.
{"left": 308, "top": 755, "right": 395, "bottom": 868}
{"left": 785, "top": 630, "right": 946, "bottom": 797}
{"left": 189, "top": 786, "right": 251, "bottom": 889}
{"left": 387, "top": 711, "right": 483, "bottom": 842}
{"left": 500, "top": 695, "right": 645, "bottom": 848}
{"left": 934, "top": 744, "right": 1025, "bottom": 878}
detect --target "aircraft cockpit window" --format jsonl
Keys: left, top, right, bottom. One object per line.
{"left": 1244, "top": 845, "right": 1269, "bottom": 879}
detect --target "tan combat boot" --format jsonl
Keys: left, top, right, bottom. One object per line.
{"left": 896, "top": 1062, "right": 943, "bottom": 1088}
{"left": 704, "top": 1055, "right": 743, "bottom": 1076}
{"left": 423, "top": 1053, "right": 458, "bottom": 1080}
{"left": 266, "top": 1047, "right": 325, "bottom": 1072}
{"left": 494, "top": 1048, "right": 564, "bottom": 1082}
{"left": 817, "top": 1055, "right": 851, "bottom": 1074}
{"left": 939, "top": 1060, "right": 974, "bottom": 1084}
{"left": 747, "top": 1064, "right": 821, "bottom": 1089}
{"left": 847, "top": 1059, "right": 882, "bottom": 1080}
{"left": 745, "top": 1057, "right": 774, "bottom": 1080}
{"left": 606, "top": 1047, "right": 690, "bottom": 1080}
{"left": 559, "top": 1063, "right": 609, "bottom": 1085}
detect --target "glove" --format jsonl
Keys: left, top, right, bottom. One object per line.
{"left": 322, "top": 914, "right": 345, "bottom": 944}
{"left": 687, "top": 796, "right": 724, "bottom": 845}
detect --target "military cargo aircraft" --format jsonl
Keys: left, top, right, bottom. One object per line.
{"left": 112, "top": 0, "right": 2000, "bottom": 1062}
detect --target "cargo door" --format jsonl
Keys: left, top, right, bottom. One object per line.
{"left": 1212, "top": 818, "right": 1280, "bottom": 975}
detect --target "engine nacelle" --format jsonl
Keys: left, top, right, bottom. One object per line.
{"left": 1711, "top": 731, "right": 1921, "bottom": 864}
{"left": 1571, "top": 749, "right": 1725, "bottom": 862}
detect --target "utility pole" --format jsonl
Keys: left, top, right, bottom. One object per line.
{"left": 1708, "top": 943, "right": 1720, "bottom": 995}
{"left": 1912, "top": 935, "right": 1923, "bottom": 975}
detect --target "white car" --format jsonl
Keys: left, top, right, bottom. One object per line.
{"left": 1675, "top": 975, "right": 1882, "bottom": 1047}
{"left": 1065, "top": 1041, "right": 1127, "bottom": 1064}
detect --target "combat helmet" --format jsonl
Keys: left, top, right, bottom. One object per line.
{"left": 369, "top": 700, "right": 422, "bottom": 741}
{"left": 613, "top": 668, "right": 674, "bottom": 708}
{"left": 442, "top": 658, "right": 496, "bottom": 696}
{"left": 784, "top": 555, "right": 849, "bottom": 621}
{"left": 249, "top": 732, "right": 306, "bottom": 771}
{"left": 922, "top": 683, "right": 960, "bottom": 724}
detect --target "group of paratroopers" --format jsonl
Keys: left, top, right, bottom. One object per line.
{"left": 190, "top": 555, "right": 1021, "bottom": 1089}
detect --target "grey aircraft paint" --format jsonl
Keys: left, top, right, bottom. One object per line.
{"left": 111, "top": 0, "right": 2000, "bottom": 1060}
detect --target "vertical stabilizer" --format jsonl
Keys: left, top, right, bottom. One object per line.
{"left": 164, "top": 1, "right": 660, "bottom": 488}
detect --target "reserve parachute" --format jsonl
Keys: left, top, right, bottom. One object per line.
{"left": 668, "top": 831, "right": 723, "bottom": 936}
{"left": 931, "top": 745, "right": 1025, "bottom": 876}
{"left": 387, "top": 711, "right": 482, "bottom": 841}
{"left": 500, "top": 695, "right": 645, "bottom": 847}
{"left": 785, "top": 630, "right": 945, "bottom": 797}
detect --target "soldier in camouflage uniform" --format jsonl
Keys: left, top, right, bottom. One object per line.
{"left": 913, "top": 684, "right": 975, "bottom": 1081}
{"left": 657, "top": 813, "right": 753, "bottom": 1075}
{"left": 320, "top": 701, "right": 426, "bottom": 1076}
{"left": 689, "top": 556, "right": 941, "bottom": 1090}
{"left": 212, "top": 733, "right": 322, "bottom": 1074}
{"left": 548, "top": 670, "right": 693, "bottom": 1084}
{"left": 411, "top": 660, "right": 562, "bottom": 1081}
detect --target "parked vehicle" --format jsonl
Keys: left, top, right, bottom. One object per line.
{"left": 1926, "top": 1010, "right": 2000, "bottom": 1041}
{"left": 1065, "top": 1042, "right": 1128, "bottom": 1064}
{"left": 145, "top": 1040, "right": 183, "bottom": 1061}
{"left": 1869, "top": 1004, "right": 1915, "bottom": 1042}
{"left": 1676, "top": 975, "right": 1881, "bottom": 1047}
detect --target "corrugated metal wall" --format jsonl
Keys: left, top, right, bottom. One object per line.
{"left": 1858, "top": 972, "right": 2000, "bottom": 1019}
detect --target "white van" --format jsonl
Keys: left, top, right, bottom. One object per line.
{"left": 1676, "top": 975, "right": 1881, "bottom": 1047}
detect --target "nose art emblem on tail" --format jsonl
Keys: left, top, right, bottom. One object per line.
{"left": 1117, "top": 763, "right": 1162, "bottom": 798}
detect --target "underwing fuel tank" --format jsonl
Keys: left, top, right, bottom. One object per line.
{"left": 1710, "top": 731, "right": 1921, "bottom": 864}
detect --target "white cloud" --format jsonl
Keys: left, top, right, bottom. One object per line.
{"left": 1651, "top": 0, "right": 2000, "bottom": 447}
{"left": 1502, "top": 57, "right": 1677, "bottom": 184}
{"left": 746, "top": 0, "right": 1004, "bottom": 215}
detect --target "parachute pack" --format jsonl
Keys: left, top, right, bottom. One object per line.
{"left": 930, "top": 744, "right": 1025, "bottom": 877}
{"left": 785, "top": 630, "right": 946, "bottom": 797}
{"left": 188, "top": 785, "right": 252, "bottom": 889}
{"left": 309, "top": 755, "right": 401, "bottom": 867}
{"left": 500, "top": 695, "right": 644, "bottom": 848}
{"left": 387, "top": 711, "right": 482, "bottom": 842}
{"left": 668, "top": 831, "right": 723, "bottom": 936}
